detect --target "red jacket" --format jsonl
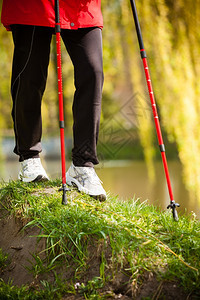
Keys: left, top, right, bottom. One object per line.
{"left": 1, "top": 0, "right": 103, "bottom": 31}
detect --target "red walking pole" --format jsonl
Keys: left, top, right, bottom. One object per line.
{"left": 129, "top": 0, "right": 180, "bottom": 220}
{"left": 55, "top": 0, "right": 68, "bottom": 204}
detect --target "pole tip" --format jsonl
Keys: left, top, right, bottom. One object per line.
{"left": 167, "top": 201, "right": 180, "bottom": 221}
{"left": 59, "top": 184, "right": 70, "bottom": 205}
{"left": 62, "top": 193, "right": 68, "bottom": 205}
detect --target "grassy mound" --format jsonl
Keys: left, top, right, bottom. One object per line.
{"left": 0, "top": 180, "right": 200, "bottom": 299}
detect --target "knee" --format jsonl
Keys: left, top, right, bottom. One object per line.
{"left": 87, "top": 63, "right": 104, "bottom": 86}
{"left": 75, "top": 59, "right": 104, "bottom": 90}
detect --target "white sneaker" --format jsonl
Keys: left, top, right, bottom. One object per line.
{"left": 66, "top": 163, "right": 106, "bottom": 201}
{"left": 18, "top": 158, "right": 49, "bottom": 182}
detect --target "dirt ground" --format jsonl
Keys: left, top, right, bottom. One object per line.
{"left": 0, "top": 211, "right": 196, "bottom": 299}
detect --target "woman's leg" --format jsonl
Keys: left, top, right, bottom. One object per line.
{"left": 61, "top": 27, "right": 104, "bottom": 167}
{"left": 11, "top": 25, "right": 52, "bottom": 161}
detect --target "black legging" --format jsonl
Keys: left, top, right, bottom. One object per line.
{"left": 11, "top": 25, "right": 104, "bottom": 167}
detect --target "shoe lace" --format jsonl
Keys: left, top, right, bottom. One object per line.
{"left": 23, "top": 159, "right": 41, "bottom": 172}
{"left": 74, "top": 166, "right": 102, "bottom": 186}
{"left": 83, "top": 168, "right": 103, "bottom": 185}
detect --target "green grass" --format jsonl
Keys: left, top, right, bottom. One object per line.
{"left": 0, "top": 249, "right": 8, "bottom": 271}
{"left": 0, "top": 180, "right": 200, "bottom": 299}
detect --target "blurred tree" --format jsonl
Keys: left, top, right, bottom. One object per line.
{"left": 0, "top": 15, "right": 13, "bottom": 132}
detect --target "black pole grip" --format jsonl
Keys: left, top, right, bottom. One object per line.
{"left": 55, "top": 0, "right": 61, "bottom": 33}
{"left": 55, "top": 0, "right": 60, "bottom": 23}
{"left": 130, "top": 0, "right": 145, "bottom": 51}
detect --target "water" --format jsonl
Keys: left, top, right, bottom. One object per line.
{"left": 0, "top": 158, "right": 199, "bottom": 218}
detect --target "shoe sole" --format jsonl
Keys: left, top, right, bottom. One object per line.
{"left": 91, "top": 194, "right": 106, "bottom": 202}
{"left": 66, "top": 174, "right": 106, "bottom": 201}
{"left": 32, "top": 175, "right": 49, "bottom": 182}
{"left": 19, "top": 175, "right": 49, "bottom": 183}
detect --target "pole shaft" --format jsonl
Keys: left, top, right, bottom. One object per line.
{"left": 142, "top": 57, "right": 174, "bottom": 200}
{"left": 130, "top": 0, "right": 144, "bottom": 50}
{"left": 130, "top": 0, "right": 174, "bottom": 202}
{"left": 55, "top": 0, "right": 66, "bottom": 185}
